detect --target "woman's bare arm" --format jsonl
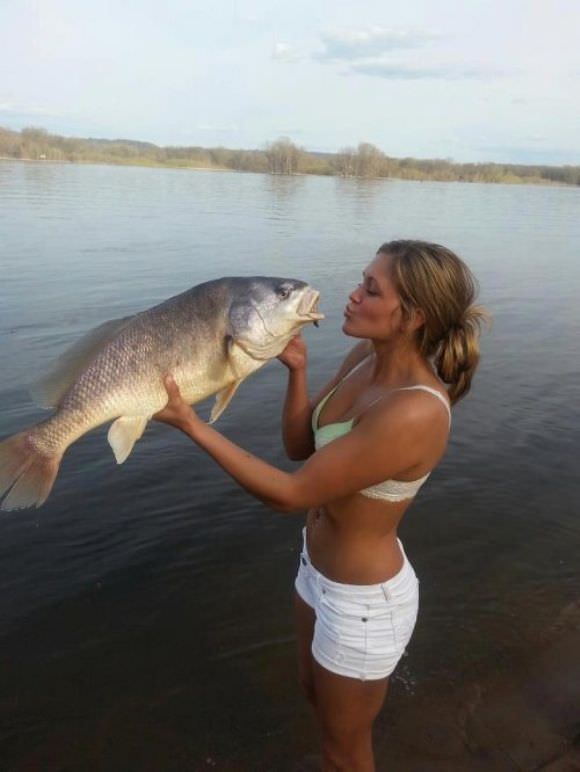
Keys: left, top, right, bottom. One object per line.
{"left": 278, "top": 338, "right": 372, "bottom": 461}
{"left": 153, "top": 373, "right": 448, "bottom": 513}
{"left": 278, "top": 336, "right": 314, "bottom": 460}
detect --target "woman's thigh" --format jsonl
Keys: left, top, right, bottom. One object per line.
{"left": 294, "top": 591, "right": 317, "bottom": 703}
{"left": 312, "top": 659, "right": 389, "bottom": 740}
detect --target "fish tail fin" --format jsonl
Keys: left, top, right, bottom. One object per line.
{"left": 0, "top": 430, "right": 62, "bottom": 511}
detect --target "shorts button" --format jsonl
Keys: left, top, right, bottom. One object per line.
{"left": 361, "top": 617, "right": 368, "bottom": 622}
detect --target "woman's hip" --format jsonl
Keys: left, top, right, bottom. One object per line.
{"left": 294, "top": 527, "right": 419, "bottom": 681}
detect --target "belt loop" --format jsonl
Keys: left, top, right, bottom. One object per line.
{"left": 381, "top": 582, "right": 391, "bottom": 601}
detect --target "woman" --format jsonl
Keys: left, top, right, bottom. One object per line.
{"left": 154, "top": 239, "right": 487, "bottom": 771}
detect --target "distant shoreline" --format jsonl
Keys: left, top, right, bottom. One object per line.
{"left": 0, "top": 155, "right": 234, "bottom": 173}
{"left": 0, "top": 155, "right": 570, "bottom": 188}
{"left": 2, "top": 125, "right": 579, "bottom": 186}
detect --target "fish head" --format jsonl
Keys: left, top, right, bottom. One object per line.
{"left": 228, "top": 277, "right": 324, "bottom": 360}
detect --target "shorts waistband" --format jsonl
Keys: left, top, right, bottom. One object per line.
{"left": 300, "top": 527, "right": 416, "bottom": 600}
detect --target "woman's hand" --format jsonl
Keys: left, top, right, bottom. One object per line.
{"left": 153, "top": 376, "right": 199, "bottom": 432}
{"left": 278, "top": 334, "right": 307, "bottom": 372}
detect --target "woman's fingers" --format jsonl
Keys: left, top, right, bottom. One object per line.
{"left": 154, "top": 375, "right": 196, "bottom": 429}
{"left": 163, "top": 375, "right": 182, "bottom": 401}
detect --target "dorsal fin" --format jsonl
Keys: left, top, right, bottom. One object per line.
{"left": 29, "top": 315, "right": 134, "bottom": 408}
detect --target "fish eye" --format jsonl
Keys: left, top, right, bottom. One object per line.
{"left": 277, "top": 286, "right": 291, "bottom": 299}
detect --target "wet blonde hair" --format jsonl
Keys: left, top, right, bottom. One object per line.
{"left": 378, "top": 239, "right": 489, "bottom": 405}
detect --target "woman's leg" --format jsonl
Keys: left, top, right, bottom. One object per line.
{"left": 294, "top": 590, "right": 317, "bottom": 707}
{"left": 312, "top": 660, "right": 389, "bottom": 772}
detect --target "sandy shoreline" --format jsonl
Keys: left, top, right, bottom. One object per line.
{"left": 366, "top": 598, "right": 580, "bottom": 771}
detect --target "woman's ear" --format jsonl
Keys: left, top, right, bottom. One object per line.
{"left": 402, "top": 307, "right": 425, "bottom": 335}
{"left": 411, "top": 307, "right": 426, "bottom": 332}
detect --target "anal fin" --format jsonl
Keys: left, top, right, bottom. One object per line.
{"left": 107, "top": 415, "right": 149, "bottom": 464}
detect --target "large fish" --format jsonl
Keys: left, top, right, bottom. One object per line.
{"left": 0, "top": 276, "right": 323, "bottom": 511}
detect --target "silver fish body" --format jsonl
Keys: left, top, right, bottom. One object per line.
{"left": 0, "top": 276, "right": 323, "bottom": 511}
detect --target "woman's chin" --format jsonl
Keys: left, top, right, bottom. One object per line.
{"left": 342, "top": 318, "right": 358, "bottom": 337}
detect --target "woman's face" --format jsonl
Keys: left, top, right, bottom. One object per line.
{"left": 342, "top": 252, "right": 405, "bottom": 341}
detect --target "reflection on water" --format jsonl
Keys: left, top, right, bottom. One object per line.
{"left": 0, "top": 160, "right": 579, "bottom": 768}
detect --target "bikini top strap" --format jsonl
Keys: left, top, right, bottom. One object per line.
{"left": 339, "top": 352, "right": 372, "bottom": 382}
{"left": 357, "top": 384, "right": 452, "bottom": 424}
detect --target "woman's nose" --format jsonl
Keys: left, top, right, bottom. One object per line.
{"left": 349, "top": 285, "right": 362, "bottom": 303}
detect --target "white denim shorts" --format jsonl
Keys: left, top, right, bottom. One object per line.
{"left": 295, "top": 528, "right": 419, "bottom": 681}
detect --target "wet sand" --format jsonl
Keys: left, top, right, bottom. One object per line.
{"left": 368, "top": 599, "right": 580, "bottom": 772}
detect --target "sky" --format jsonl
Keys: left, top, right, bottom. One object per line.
{"left": 1, "top": 0, "right": 579, "bottom": 165}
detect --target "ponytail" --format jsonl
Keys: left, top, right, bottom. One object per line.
{"left": 434, "top": 305, "right": 489, "bottom": 404}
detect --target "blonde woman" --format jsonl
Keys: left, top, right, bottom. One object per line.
{"left": 154, "top": 240, "right": 488, "bottom": 771}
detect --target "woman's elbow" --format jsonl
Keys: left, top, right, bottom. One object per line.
{"left": 267, "top": 495, "right": 303, "bottom": 514}
{"left": 269, "top": 482, "right": 310, "bottom": 514}
{"left": 283, "top": 433, "right": 315, "bottom": 462}
{"left": 286, "top": 449, "right": 312, "bottom": 462}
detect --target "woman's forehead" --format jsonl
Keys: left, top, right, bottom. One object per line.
{"left": 364, "top": 252, "right": 392, "bottom": 280}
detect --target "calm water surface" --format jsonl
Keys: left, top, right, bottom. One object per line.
{"left": 0, "top": 161, "right": 579, "bottom": 769}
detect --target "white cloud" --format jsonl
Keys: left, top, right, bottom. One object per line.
{"left": 316, "top": 27, "right": 440, "bottom": 61}
{"left": 272, "top": 43, "right": 302, "bottom": 62}
{"left": 312, "top": 25, "right": 503, "bottom": 81}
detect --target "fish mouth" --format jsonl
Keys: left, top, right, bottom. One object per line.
{"left": 299, "top": 288, "right": 324, "bottom": 326}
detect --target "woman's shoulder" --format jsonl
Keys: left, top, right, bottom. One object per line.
{"left": 354, "top": 361, "right": 450, "bottom": 430}
{"left": 367, "top": 381, "right": 451, "bottom": 436}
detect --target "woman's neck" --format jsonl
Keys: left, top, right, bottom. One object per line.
{"left": 368, "top": 339, "right": 430, "bottom": 387}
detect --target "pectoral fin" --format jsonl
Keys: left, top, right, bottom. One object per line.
{"left": 209, "top": 381, "right": 242, "bottom": 424}
{"left": 107, "top": 415, "right": 149, "bottom": 464}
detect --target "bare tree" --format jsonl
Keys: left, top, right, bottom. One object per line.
{"left": 264, "top": 137, "right": 303, "bottom": 175}
{"left": 332, "top": 146, "right": 357, "bottom": 176}
{"left": 354, "top": 142, "right": 386, "bottom": 177}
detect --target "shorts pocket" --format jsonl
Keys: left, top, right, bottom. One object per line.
{"left": 391, "top": 600, "right": 418, "bottom": 649}
{"left": 316, "top": 593, "right": 345, "bottom": 642}
{"left": 365, "top": 610, "right": 398, "bottom": 654}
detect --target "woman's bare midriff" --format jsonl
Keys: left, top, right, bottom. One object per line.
{"left": 305, "top": 494, "right": 412, "bottom": 585}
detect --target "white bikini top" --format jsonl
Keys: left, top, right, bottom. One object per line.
{"left": 312, "top": 356, "right": 451, "bottom": 502}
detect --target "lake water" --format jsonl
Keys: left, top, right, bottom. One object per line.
{"left": 1, "top": 160, "right": 579, "bottom": 770}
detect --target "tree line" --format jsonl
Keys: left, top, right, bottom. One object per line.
{"left": 1, "top": 126, "right": 578, "bottom": 186}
